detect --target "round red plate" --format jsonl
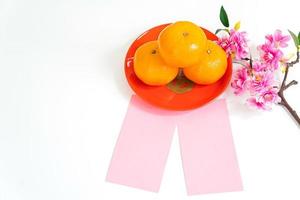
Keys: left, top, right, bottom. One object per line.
{"left": 124, "top": 23, "right": 232, "bottom": 110}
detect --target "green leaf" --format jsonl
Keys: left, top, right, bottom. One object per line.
{"left": 288, "top": 30, "right": 299, "bottom": 48}
{"left": 298, "top": 32, "right": 300, "bottom": 43}
{"left": 220, "top": 6, "right": 229, "bottom": 28}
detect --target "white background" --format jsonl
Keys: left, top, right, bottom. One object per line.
{"left": 1, "top": 0, "right": 300, "bottom": 199}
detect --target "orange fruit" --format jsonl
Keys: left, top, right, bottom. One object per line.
{"left": 158, "top": 21, "right": 207, "bottom": 68}
{"left": 133, "top": 41, "right": 179, "bottom": 86}
{"left": 183, "top": 40, "right": 227, "bottom": 85}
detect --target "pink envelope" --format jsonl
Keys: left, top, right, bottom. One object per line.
{"left": 177, "top": 99, "right": 243, "bottom": 195}
{"left": 106, "top": 95, "right": 242, "bottom": 195}
{"left": 106, "top": 96, "right": 177, "bottom": 192}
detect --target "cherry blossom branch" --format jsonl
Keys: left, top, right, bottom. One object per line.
{"left": 233, "top": 60, "right": 248, "bottom": 68}
{"left": 284, "top": 80, "right": 298, "bottom": 90}
{"left": 217, "top": 6, "right": 300, "bottom": 126}
{"left": 233, "top": 56, "right": 253, "bottom": 69}
{"left": 278, "top": 50, "right": 300, "bottom": 126}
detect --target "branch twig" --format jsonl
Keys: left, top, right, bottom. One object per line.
{"left": 277, "top": 50, "right": 300, "bottom": 126}
{"left": 284, "top": 80, "right": 298, "bottom": 90}
{"left": 233, "top": 60, "right": 249, "bottom": 68}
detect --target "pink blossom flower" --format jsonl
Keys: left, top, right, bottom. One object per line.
{"left": 258, "top": 43, "right": 283, "bottom": 70}
{"left": 265, "top": 30, "right": 290, "bottom": 48}
{"left": 230, "top": 29, "right": 289, "bottom": 111}
{"left": 247, "top": 88, "right": 280, "bottom": 110}
{"left": 217, "top": 29, "right": 249, "bottom": 59}
{"left": 229, "top": 29, "right": 249, "bottom": 59}
{"left": 247, "top": 97, "right": 268, "bottom": 110}
{"left": 252, "top": 61, "right": 268, "bottom": 72}
{"left": 261, "top": 88, "right": 280, "bottom": 104}
{"left": 249, "top": 71, "right": 274, "bottom": 94}
{"left": 217, "top": 37, "right": 232, "bottom": 55}
{"left": 231, "top": 67, "right": 249, "bottom": 95}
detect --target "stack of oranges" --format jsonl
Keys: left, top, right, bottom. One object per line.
{"left": 133, "top": 21, "right": 228, "bottom": 86}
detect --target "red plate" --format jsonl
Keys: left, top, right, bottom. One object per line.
{"left": 124, "top": 23, "right": 232, "bottom": 110}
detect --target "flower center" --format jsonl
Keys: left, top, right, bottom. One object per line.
{"left": 255, "top": 75, "right": 262, "bottom": 81}
{"left": 264, "top": 94, "right": 273, "bottom": 101}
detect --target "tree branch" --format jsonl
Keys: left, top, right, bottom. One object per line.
{"left": 284, "top": 80, "right": 298, "bottom": 90}
{"left": 287, "top": 51, "right": 300, "bottom": 66}
{"left": 277, "top": 50, "right": 300, "bottom": 126}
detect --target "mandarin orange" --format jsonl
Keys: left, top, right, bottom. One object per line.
{"left": 183, "top": 40, "right": 227, "bottom": 85}
{"left": 133, "top": 41, "right": 179, "bottom": 86}
{"left": 158, "top": 21, "right": 207, "bottom": 68}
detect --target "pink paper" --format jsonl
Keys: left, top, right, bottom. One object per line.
{"left": 106, "top": 95, "right": 242, "bottom": 195}
{"left": 106, "top": 96, "right": 176, "bottom": 192}
{"left": 177, "top": 99, "right": 243, "bottom": 195}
